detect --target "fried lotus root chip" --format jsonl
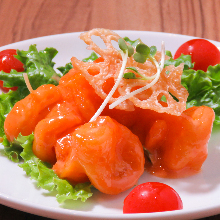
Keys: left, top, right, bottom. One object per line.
{"left": 71, "top": 28, "right": 188, "bottom": 115}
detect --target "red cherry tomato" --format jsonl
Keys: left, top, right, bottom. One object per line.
{"left": 174, "top": 39, "right": 220, "bottom": 71}
{"left": 0, "top": 49, "right": 24, "bottom": 92}
{"left": 123, "top": 182, "right": 183, "bottom": 214}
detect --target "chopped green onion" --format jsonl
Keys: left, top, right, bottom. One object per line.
{"left": 150, "top": 46, "right": 157, "bottom": 57}
{"left": 118, "top": 38, "right": 128, "bottom": 53}
{"left": 123, "top": 72, "right": 137, "bottom": 79}
{"left": 126, "top": 67, "right": 139, "bottom": 73}
{"left": 136, "top": 43, "right": 150, "bottom": 56}
{"left": 127, "top": 45, "right": 134, "bottom": 57}
{"left": 165, "top": 50, "right": 172, "bottom": 57}
{"left": 133, "top": 52, "right": 147, "bottom": 63}
{"left": 123, "top": 37, "right": 141, "bottom": 47}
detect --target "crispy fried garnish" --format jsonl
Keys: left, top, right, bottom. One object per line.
{"left": 71, "top": 28, "right": 188, "bottom": 115}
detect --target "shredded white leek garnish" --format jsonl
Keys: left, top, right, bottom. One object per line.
{"left": 23, "top": 73, "right": 34, "bottom": 93}
{"left": 51, "top": 74, "right": 60, "bottom": 83}
{"left": 90, "top": 41, "right": 165, "bottom": 121}
{"left": 160, "top": 41, "right": 165, "bottom": 71}
{"left": 89, "top": 50, "right": 129, "bottom": 122}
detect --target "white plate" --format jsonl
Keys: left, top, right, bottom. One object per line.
{"left": 0, "top": 31, "right": 220, "bottom": 220}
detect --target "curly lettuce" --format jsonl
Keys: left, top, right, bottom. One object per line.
{"left": 182, "top": 65, "right": 220, "bottom": 124}
{"left": 57, "top": 52, "right": 99, "bottom": 75}
{"left": 0, "top": 44, "right": 63, "bottom": 137}
{"left": 2, "top": 134, "right": 92, "bottom": 203}
{"left": 0, "top": 45, "right": 60, "bottom": 90}
{"left": 164, "top": 53, "right": 194, "bottom": 70}
{"left": 0, "top": 45, "right": 93, "bottom": 203}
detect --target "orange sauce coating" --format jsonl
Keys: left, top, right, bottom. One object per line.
{"left": 132, "top": 106, "right": 215, "bottom": 178}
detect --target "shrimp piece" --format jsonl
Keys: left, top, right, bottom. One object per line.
{"left": 134, "top": 106, "right": 215, "bottom": 178}
{"left": 59, "top": 68, "right": 138, "bottom": 128}
{"left": 53, "top": 134, "right": 89, "bottom": 184}
{"left": 58, "top": 69, "right": 103, "bottom": 122}
{"left": 31, "top": 68, "right": 103, "bottom": 164}
{"left": 101, "top": 106, "right": 138, "bottom": 129}
{"left": 33, "top": 101, "right": 83, "bottom": 164}
{"left": 4, "top": 84, "right": 62, "bottom": 142}
{"left": 69, "top": 116, "right": 144, "bottom": 194}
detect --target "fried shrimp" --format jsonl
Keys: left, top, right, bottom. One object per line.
{"left": 4, "top": 84, "right": 62, "bottom": 142}
{"left": 69, "top": 116, "right": 145, "bottom": 194}
{"left": 33, "top": 101, "right": 83, "bottom": 164}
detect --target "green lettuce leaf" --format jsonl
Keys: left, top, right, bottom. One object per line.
{"left": 182, "top": 64, "right": 220, "bottom": 124}
{"left": 0, "top": 45, "right": 60, "bottom": 90}
{"left": 164, "top": 54, "right": 194, "bottom": 70}
{"left": 57, "top": 52, "right": 99, "bottom": 76}
{"left": 4, "top": 133, "right": 93, "bottom": 203}
{"left": 0, "top": 45, "right": 94, "bottom": 203}
{"left": 0, "top": 45, "right": 62, "bottom": 137}
{"left": 82, "top": 52, "right": 99, "bottom": 62}
{"left": 1, "top": 135, "right": 23, "bottom": 162}
{"left": 123, "top": 36, "right": 141, "bottom": 47}
{"left": 57, "top": 62, "right": 73, "bottom": 75}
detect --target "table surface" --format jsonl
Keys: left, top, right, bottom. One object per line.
{"left": 0, "top": 0, "right": 220, "bottom": 219}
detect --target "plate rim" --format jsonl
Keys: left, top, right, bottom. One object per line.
{"left": 0, "top": 30, "right": 220, "bottom": 220}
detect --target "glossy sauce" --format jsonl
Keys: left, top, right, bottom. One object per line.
{"left": 138, "top": 106, "right": 215, "bottom": 178}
